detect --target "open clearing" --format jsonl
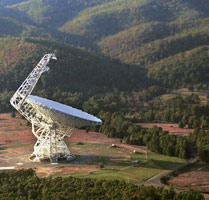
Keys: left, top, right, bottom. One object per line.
{"left": 0, "top": 113, "right": 185, "bottom": 184}
{"left": 170, "top": 163, "right": 209, "bottom": 199}
{"left": 138, "top": 123, "right": 193, "bottom": 136}
{"left": 161, "top": 88, "right": 209, "bottom": 104}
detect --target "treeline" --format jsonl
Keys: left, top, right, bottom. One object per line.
{"left": 0, "top": 169, "right": 204, "bottom": 200}
{"left": 88, "top": 114, "right": 192, "bottom": 159}
{"left": 189, "top": 130, "right": 209, "bottom": 163}
{"left": 126, "top": 125, "right": 209, "bottom": 163}
{"left": 92, "top": 120, "right": 209, "bottom": 163}
{"left": 91, "top": 122, "right": 191, "bottom": 160}
{"left": 85, "top": 94, "right": 209, "bottom": 162}
{"left": 0, "top": 90, "right": 14, "bottom": 113}
{"left": 124, "top": 126, "right": 192, "bottom": 160}
{"left": 142, "top": 94, "right": 209, "bottom": 131}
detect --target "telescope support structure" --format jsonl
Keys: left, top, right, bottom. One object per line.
{"left": 10, "top": 54, "right": 75, "bottom": 163}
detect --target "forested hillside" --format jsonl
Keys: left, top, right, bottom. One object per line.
{"left": 8, "top": 0, "right": 113, "bottom": 28}
{"left": 148, "top": 46, "right": 209, "bottom": 88}
{"left": 0, "top": 37, "right": 149, "bottom": 112}
{"left": 60, "top": 0, "right": 209, "bottom": 40}
{"left": 0, "top": 0, "right": 208, "bottom": 112}
{"left": 0, "top": 0, "right": 208, "bottom": 115}
{"left": 0, "top": 0, "right": 207, "bottom": 89}
{"left": 99, "top": 18, "right": 209, "bottom": 65}
{"left": 0, "top": 37, "right": 148, "bottom": 94}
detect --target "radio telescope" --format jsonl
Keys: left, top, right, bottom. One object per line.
{"left": 10, "top": 54, "right": 102, "bottom": 163}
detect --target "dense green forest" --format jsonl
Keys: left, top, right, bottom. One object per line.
{"left": 0, "top": 169, "right": 204, "bottom": 200}
{"left": 0, "top": 37, "right": 148, "bottom": 93}
{"left": 59, "top": 0, "right": 209, "bottom": 39}
{"left": 0, "top": 0, "right": 209, "bottom": 88}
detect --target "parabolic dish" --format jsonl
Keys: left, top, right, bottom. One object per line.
{"left": 27, "top": 95, "right": 102, "bottom": 128}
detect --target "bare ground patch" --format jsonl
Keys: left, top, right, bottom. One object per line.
{"left": 169, "top": 164, "right": 209, "bottom": 199}
{"left": 139, "top": 123, "right": 193, "bottom": 136}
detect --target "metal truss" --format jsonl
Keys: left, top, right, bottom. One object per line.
{"left": 10, "top": 54, "right": 76, "bottom": 163}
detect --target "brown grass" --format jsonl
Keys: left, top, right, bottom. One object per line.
{"left": 139, "top": 123, "right": 193, "bottom": 136}
{"left": 0, "top": 113, "right": 122, "bottom": 176}
{"left": 68, "top": 129, "right": 120, "bottom": 144}
{"left": 170, "top": 164, "right": 209, "bottom": 199}
{"left": 0, "top": 113, "right": 35, "bottom": 146}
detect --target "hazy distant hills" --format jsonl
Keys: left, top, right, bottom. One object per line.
{"left": 0, "top": 0, "right": 28, "bottom": 6}
{"left": 8, "top": 0, "right": 113, "bottom": 28}
{"left": 99, "top": 18, "right": 209, "bottom": 65}
{"left": 0, "top": 0, "right": 209, "bottom": 91}
{"left": 60, "top": 0, "right": 209, "bottom": 40}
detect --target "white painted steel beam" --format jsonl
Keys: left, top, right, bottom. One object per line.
{"left": 10, "top": 54, "right": 102, "bottom": 163}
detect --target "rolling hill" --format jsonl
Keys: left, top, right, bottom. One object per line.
{"left": 0, "top": 17, "right": 52, "bottom": 38}
{"left": 0, "top": 0, "right": 208, "bottom": 93}
{"left": 147, "top": 45, "right": 209, "bottom": 88}
{"left": 60, "top": 0, "right": 209, "bottom": 40}
{"left": 8, "top": 0, "right": 113, "bottom": 28}
{"left": 99, "top": 19, "right": 209, "bottom": 65}
{"left": 0, "top": 37, "right": 148, "bottom": 94}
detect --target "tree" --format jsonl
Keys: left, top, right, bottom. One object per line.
{"left": 99, "top": 163, "right": 105, "bottom": 169}
{"left": 176, "top": 189, "right": 204, "bottom": 200}
{"left": 178, "top": 120, "right": 184, "bottom": 128}
{"left": 198, "top": 145, "right": 209, "bottom": 163}
{"left": 11, "top": 111, "right": 16, "bottom": 118}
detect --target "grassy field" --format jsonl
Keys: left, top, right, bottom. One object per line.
{"left": 0, "top": 113, "right": 186, "bottom": 184}
{"left": 57, "top": 142, "right": 186, "bottom": 184}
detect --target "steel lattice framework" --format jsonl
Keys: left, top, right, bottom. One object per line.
{"left": 10, "top": 54, "right": 101, "bottom": 163}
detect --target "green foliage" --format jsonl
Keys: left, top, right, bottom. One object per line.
{"left": 0, "top": 0, "right": 209, "bottom": 91}
{"left": 60, "top": 0, "right": 209, "bottom": 40}
{"left": 124, "top": 126, "right": 192, "bottom": 159}
{"left": 100, "top": 18, "right": 209, "bottom": 64}
{"left": 0, "top": 17, "right": 53, "bottom": 38}
{"left": 99, "top": 163, "right": 105, "bottom": 169}
{"left": 176, "top": 189, "right": 205, "bottom": 200}
{"left": 148, "top": 45, "right": 209, "bottom": 88}
{"left": 143, "top": 94, "right": 209, "bottom": 130}
{"left": 190, "top": 130, "right": 209, "bottom": 163}
{"left": 0, "top": 169, "right": 204, "bottom": 200}
{"left": 9, "top": 0, "right": 113, "bottom": 28}
{"left": 0, "top": 90, "right": 14, "bottom": 113}
{"left": 11, "top": 111, "right": 16, "bottom": 118}
{"left": 0, "top": 36, "right": 149, "bottom": 112}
